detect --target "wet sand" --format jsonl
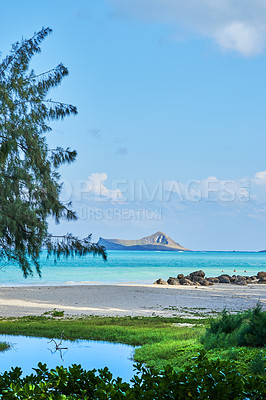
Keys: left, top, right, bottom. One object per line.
{"left": 0, "top": 283, "right": 265, "bottom": 318}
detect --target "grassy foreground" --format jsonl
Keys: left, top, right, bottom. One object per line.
{"left": 0, "top": 312, "right": 264, "bottom": 375}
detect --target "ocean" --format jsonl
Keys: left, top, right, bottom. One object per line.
{"left": 0, "top": 251, "right": 265, "bottom": 286}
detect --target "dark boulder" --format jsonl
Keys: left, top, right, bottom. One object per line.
{"left": 207, "top": 277, "right": 219, "bottom": 283}
{"left": 219, "top": 274, "right": 231, "bottom": 279}
{"left": 191, "top": 275, "right": 204, "bottom": 282}
{"left": 154, "top": 278, "right": 167, "bottom": 285}
{"left": 167, "top": 277, "right": 180, "bottom": 285}
{"left": 199, "top": 279, "right": 213, "bottom": 286}
{"left": 218, "top": 275, "right": 231, "bottom": 283}
{"left": 235, "top": 277, "right": 247, "bottom": 285}
{"left": 179, "top": 278, "right": 194, "bottom": 286}
{"left": 189, "top": 270, "right": 205, "bottom": 279}
{"left": 257, "top": 271, "right": 266, "bottom": 279}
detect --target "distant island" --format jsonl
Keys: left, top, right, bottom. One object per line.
{"left": 97, "top": 231, "right": 190, "bottom": 251}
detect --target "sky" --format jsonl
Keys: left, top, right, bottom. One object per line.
{"left": 1, "top": 0, "right": 266, "bottom": 250}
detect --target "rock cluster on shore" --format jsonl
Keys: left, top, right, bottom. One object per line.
{"left": 154, "top": 270, "right": 266, "bottom": 286}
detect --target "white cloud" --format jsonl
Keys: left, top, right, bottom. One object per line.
{"left": 71, "top": 171, "right": 266, "bottom": 204}
{"left": 84, "top": 173, "right": 123, "bottom": 200}
{"left": 215, "top": 22, "right": 263, "bottom": 56}
{"left": 254, "top": 170, "right": 266, "bottom": 182}
{"left": 109, "top": 0, "right": 266, "bottom": 56}
{"left": 164, "top": 176, "right": 250, "bottom": 202}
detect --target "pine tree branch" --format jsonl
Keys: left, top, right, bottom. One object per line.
{"left": 0, "top": 28, "right": 106, "bottom": 277}
{"left": 0, "top": 27, "right": 52, "bottom": 74}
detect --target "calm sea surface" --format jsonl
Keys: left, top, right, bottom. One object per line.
{"left": 0, "top": 251, "right": 265, "bottom": 286}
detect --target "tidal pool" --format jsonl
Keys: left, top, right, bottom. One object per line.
{"left": 0, "top": 334, "right": 136, "bottom": 382}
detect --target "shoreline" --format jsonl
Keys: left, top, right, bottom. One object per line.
{"left": 0, "top": 283, "right": 265, "bottom": 318}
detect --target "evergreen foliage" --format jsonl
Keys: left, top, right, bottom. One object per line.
{"left": 0, "top": 353, "right": 265, "bottom": 399}
{"left": 0, "top": 28, "right": 106, "bottom": 277}
{"left": 202, "top": 303, "right": 266, "bottom": 349}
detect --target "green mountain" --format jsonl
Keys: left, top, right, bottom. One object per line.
{"left": 97, "top": 231, "right": 190, "bottom": 251}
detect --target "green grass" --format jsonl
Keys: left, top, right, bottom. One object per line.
{"left": 43, "top": 309, "right": 65, "bottom": 317}
{"left": 0, "top": 314, "right": 204, "bottom": 345}
{"left": 0, "top": 314, "right": 205, "bottom": 371}
{"left": 0, "top": 313, "right": 264, "bottom": 375}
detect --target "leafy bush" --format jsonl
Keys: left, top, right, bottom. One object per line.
{"left": 202, "top": 303, "right": 266, "bottom": 349}
{"left": 238, "top": 304, "right": 266, "bottom": 347}
{"left": 250, "top": 352, "right": 266, "bottom": 376}
{"left": 0, "top": 353, "right": 265, "bottom": 399}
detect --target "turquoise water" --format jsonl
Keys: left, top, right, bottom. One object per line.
{"left": 0, "top": 334, "right": 135, "bottom": 381}
{"left": 0, "top": 251, "right": 265, "bottom": 286}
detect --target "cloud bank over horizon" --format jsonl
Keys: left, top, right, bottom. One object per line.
{"left": 52, "top": 170, "right": 266, "bottom": 250}
{"left": 70, "top": 170, "right": 266, "bottom": 204}
{"left": 109, "top": 0, "right": 266, "bottom": 56}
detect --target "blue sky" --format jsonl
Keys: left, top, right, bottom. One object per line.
{"left": 1, "top": 0, "right": 266, "bottom": 250}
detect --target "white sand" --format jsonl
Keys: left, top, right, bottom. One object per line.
{"left": 0, "top": 283, "right": 265, "bottom": 318}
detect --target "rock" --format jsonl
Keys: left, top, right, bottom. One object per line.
{"left": 154, "top": 278, "right": 167, "bottom": 285}
{"left": 153, "top": 271, "right": 265, "bottom": 286}
{"left": 167, "top": 277, "right": 180, "bottom": 285}
{"left": 220, "top": 274, "right": 231, "bottom": 279}
{"left": 191, "top": 275, "right": 204, "bottom": 282}
{"left": 199, "top": 279, "right": 213, "bottom": 286}
{"left": 235, "top": 278, "right": 247, "bottom": 285}
{"left": 190, "top": 270, "right": 205, "bottom": 279}
{"left": 257, "top": 271, "right": 266, "bottom": 279}
{"left": 207, "top": 277, "right": 219, "bottom": 283}
{"left": 218, "top": 275, "right": 231, "bottom": 283}
{"left": 179, "top": 278, "right": 194, "bottom": 286}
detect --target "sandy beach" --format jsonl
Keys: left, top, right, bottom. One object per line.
{"left": 0, "top": 283, "right": 265, "bottom": 318}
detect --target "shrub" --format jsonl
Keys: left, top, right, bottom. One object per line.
{"left": 0, "top": 353, "right": 265, "bottom": 399}
{"left": 250, "top": 352, "right": 266, "bottom": 376}
{"left": 202, "top": 303, "right": 266, "bottom": 349}
{"left": 238, "top": 304, "right": 266, "bottom": 347}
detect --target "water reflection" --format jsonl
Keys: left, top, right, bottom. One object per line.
{"left": 0, "top": 334, "right": 136, "bottom": 382}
